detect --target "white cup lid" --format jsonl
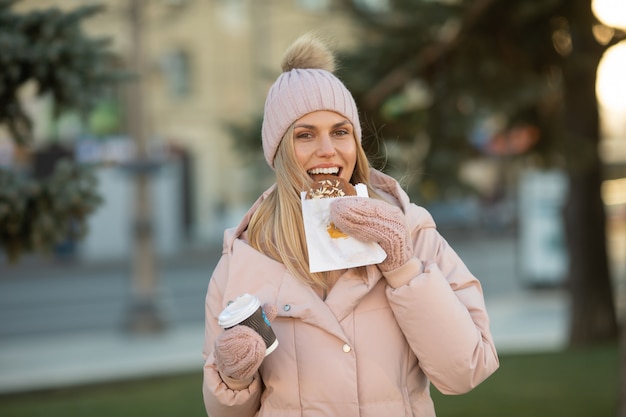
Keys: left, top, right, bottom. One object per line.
{"left": 218, "top": 293, "right": 261, "bottom": 328}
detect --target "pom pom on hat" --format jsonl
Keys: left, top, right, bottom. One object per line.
{"left": 281, "top": 33, "right": 336, "bottom": 73}
{"left": 261, "top": 33, "right": 361, "bottom": 168}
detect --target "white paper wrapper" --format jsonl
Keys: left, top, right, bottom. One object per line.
{"left": 301, "top": 183, "right": 387, "bottom": 273}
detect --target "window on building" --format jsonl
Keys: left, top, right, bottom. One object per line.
{"left": 353, "top": 0, "right": 390, "bottom": 13}
{"left": 159, "top": 48, "right": 191, "bottom": 99}
{"left": 296, "top": 0, "right": 331, "bottom": 12}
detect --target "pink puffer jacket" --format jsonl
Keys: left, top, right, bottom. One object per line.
{"left": 202, "top": 170, "right": 499, "bottom": 417}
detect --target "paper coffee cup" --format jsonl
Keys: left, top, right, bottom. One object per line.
{"left": 218, "top": 294, "right": 278, "bottom": 356}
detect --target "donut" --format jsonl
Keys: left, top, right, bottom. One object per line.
{"left": 305, "top": 175, "right": 356, "bottom": 200}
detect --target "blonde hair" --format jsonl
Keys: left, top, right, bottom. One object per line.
{"left": 247, "top": 123, "right": 378, "bottom": 289}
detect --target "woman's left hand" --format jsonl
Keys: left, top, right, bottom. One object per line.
{"left": 330, "top": 197, "right": 413, "bottom": 272}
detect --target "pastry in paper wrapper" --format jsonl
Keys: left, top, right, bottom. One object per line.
{"left": 301, "top": 180, "right": 387, "bottom": 273}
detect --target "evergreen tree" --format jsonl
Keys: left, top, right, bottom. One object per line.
{"left": 338, "top": 0, "right": 624, "bottom": 346}
{"left": 0, "top": 0, "right": 121, "bottom": 262}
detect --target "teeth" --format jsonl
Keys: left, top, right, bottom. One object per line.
{"left": 308, "top": 167, "right": 339, "bottom": 175}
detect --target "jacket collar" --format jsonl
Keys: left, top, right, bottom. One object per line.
{"left": 369, "top": 168, "right": 412, "bottom": 213}
{"left": 222, "top": 183, "right": 276, "bottom": 254}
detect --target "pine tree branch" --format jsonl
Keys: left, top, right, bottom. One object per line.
{"left": 360, "top": 0, "right": 497, "bottom": 111}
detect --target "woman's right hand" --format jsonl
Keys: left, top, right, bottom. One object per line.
{"left": 214, "top": 325, "right": 266, "bottom": 382}
{"left": 214, "top": 304, "right": 278, "bottom": 386}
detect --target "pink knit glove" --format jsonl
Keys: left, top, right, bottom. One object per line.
{"left": 214, "top": 326, "right": 265, "bottom": 381}
{"left": 330, "top": 197, "right": 413, "bottom": 272}
{"left": 214, "top": 304, "right": 277, "bottom": 383}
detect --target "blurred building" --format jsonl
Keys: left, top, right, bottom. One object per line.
{"left": 12, "top": 0, "right": 363, "bottom": 257}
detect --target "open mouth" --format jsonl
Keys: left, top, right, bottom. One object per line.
{"left": 307, "top": 167, "right": 340, "bottom": 180}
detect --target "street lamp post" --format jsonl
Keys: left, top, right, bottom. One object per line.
{"left": 125, "top": 0, "right": 165, "bottom": 333}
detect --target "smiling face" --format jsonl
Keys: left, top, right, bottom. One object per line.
{"left": 293, "top": 110, "right": 358, "bottom": 184}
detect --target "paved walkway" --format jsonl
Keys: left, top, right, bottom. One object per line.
{"left": 0, "top": 231, "right": 570, "bottom": 394}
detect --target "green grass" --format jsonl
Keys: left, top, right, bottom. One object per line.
{"left": 432, "top": 344, "right": 619, "bottom": 417}
{"left": 0, "top": 344, "right": 619, "bottom": 417}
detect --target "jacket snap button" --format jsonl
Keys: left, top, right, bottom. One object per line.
{"left": 283, "top": 304, "right": 291, "bottom": 311}
{"left": 342, "top": 344, "right": 351, "bottom": 353}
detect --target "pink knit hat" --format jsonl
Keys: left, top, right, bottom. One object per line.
{"left": 261, "top": 34, "right": 361, "bottom": 168}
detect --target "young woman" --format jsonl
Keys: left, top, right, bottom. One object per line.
{"left": 202, "top": 33, "right": 499, "bottom": 417}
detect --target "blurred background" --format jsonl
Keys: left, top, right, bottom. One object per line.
{"left": 0, "top": 0, "right": 625, "bottom": 416}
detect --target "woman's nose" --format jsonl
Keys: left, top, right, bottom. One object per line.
{"left": 316, "top": 135, "right": 336, "bottom": 157}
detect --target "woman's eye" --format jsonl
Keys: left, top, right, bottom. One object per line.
{"left": 296, "top": 132, "right": 312, "bottom": 139}
{"left": 334, "top": 129, "right": 349, "bottom": 136}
